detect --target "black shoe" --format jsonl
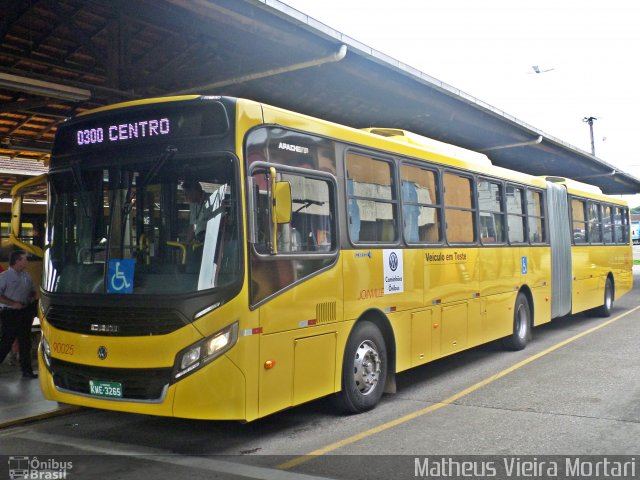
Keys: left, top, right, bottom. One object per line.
{"left": 22, "top": 372, "right": 38, "bottom": 379}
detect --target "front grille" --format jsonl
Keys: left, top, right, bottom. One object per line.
{"left": 50, "top": 358, "right": 172, "bottom": 401}
{"left": 46, "top": 305, "right": 187, "bottom": 336}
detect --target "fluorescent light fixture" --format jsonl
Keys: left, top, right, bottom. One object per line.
{"left": 0, "top": 72, "right": 91, "bottom": 102}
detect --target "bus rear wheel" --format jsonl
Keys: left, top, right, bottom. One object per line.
{"left": 333, "top": 321, "right": 387, "bottom": 414}
{"left": 502, "top": 293, "right": 531, "bottom": 351}
{"left": 593, "top": 278, "right": 614, "bottom": 317}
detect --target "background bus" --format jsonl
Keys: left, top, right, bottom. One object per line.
{"left": 631, "top": 221, "right": 640, "bottom": 244}
{"left": 0, "top": 199, "right": 46, "bottom": 271}
{"left": 35, "top": 96, "right": 632, "bottom": 421}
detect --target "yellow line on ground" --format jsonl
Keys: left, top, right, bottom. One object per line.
{"left": 0, "top": 406, "right": 82, "bottom": 430}
{"left": 278, "top": 305, "right": 640, "bottom": 470}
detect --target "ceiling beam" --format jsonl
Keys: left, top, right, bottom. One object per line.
{"left": 0, "top": 138, "right": 52, "bottom": 154}
{"left": 46, "top": 1, "right": 108, "bottom": 70}
{"left": 0, "top": 0, "right": 32, "bottom": 44}
{"left": 0, "top": 97, "right": 49, "bottom": 114}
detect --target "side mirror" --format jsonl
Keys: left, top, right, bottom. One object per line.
{"left": 273, "top": 181, "right": 292, "bottom": 224}
{"left": 269, "top": 167, "right": 292, "bottom": 255}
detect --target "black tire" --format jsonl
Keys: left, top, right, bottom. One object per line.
{"left": 593, "top": 278, "right": 614, "bottom": 317}
{"left": 502, "top": 293, "right": 531, "bottom": 351}
{"left": 333, "top": 321, "right": 387, "bottom": 414}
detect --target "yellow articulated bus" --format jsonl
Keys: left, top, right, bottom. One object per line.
{"left": 36, "top": 96, "right": 632, "bottom": 420}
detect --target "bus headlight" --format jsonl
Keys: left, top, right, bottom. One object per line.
{"left": 173, "top": 322, "right": 238, "bottom": 381}
{"left": 180, "top": 346, "right": 201, "bottom": 370}
{"left": 206, "top": 329, "right": 233, "bottom": 355}
{"left": 41, "top": 335, "right": 51, "bottom": 368}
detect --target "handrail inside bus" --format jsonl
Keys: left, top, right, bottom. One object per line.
{"left": 166, "top": 241, "right": 187, "bottom": 265}
{"left": 10, "top": 173, "right": 47, "bottom": 258}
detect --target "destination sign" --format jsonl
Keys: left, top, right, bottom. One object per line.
{"left": 75, "top": 117, "right": 171, "bottom": 146}
{"left": 53, "top": 100, "right": 230, "bottom": 156}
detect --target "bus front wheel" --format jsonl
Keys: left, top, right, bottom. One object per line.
{"left": 333, "top": 321, "right": 387, "bottom": 414}
{"left": 502, "top": 293, "right": 531, "bottom": 351}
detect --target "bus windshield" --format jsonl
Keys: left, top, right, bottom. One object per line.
{"left": 43, "top": 153, "right": 241, "bottom": 295}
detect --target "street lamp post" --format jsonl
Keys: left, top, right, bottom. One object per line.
{"left": 583, "top": 116, "right": 597, "bottom": 155}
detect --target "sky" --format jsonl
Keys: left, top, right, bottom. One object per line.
{"left": 281, "top": 0, "right": 640, "bottom": 205}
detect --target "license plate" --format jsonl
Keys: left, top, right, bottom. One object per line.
{"left": 89, "top": 380, "right": 123, "bottom": 398}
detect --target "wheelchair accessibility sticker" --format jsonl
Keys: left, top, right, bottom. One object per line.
{"left": 108, "top": 259, "right": 135, "bottom": 294}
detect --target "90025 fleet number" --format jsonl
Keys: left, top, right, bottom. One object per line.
{"left": 52, "top": 342, "right": 75, "bottom": 355}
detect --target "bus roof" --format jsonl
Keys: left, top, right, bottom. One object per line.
{"left": 258, "top": 100, "right": 550, "bottom": 189}
{"left": 76, "top": 95, "right": 202, "bottom": 117}
{"left": 362, "top": 128, "right": 492, "bottom": 167}
{"left": 61, "top": 95, "right": 625, "bottom": 201}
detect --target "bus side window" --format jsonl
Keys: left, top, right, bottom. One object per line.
{"left": 346, "top": 152, "right": 397, "bottom": 243}
{"left": 506, "top": 185, "right": 526, "bottom": 243}
{"left": 477, "top": 179, "right": 505, "bottom": 244}
{"left": 401, "top": 164, "right": 441, "bottom": 243}
{"left": 602, "top": 205, "right": 614, "bottom": 243}
{"left": 613, "top": 206, "right": 628, "bottom": 244}
{"left": 444, "top": 172, "right": 475, "bottom": 243}
{"left": 526, "top": 189, "right": 545, "bottom": 243}
{"left": 571, "top": 198, "right": 587, "bottom": 244}
{"left": 587, "top": 202, "right": 603, "bottom": 244}
{"left": 278, "top": 173, "right": 333, "bottom": 254}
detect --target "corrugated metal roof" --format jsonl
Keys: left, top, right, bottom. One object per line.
{"left": 0, "top": 157, "right": 48, "bottom": 176}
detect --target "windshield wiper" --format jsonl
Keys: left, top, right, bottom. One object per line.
{"left": 293, "top": 198, "right": 324, "bottom": 213}
{"left": 122, "top": 178, "right": 135, "bottom": 217}
{"left": 71, "top": 161, "right": 90, "bottom": 217}
{"left": 121, "top": 146, "right": 178, "bottom": 218}
{"left": 140, "top": 145, "right": 177, "bottom": 189}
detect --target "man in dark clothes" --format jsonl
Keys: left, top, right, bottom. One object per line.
{"left": 0, "top": 250, "right": 37, "bottom": 379}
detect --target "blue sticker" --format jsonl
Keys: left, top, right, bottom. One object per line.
{"left": 521, "top": 256, "right": 528, "bottom": 275}
{"left": 107, "top": 259, "right": 135, "bottom": 294}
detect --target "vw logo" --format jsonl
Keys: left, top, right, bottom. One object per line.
{"left": 389, "top": 252, "right": 399, "bottom": 271}
{"left": 97, "top": 346, "right": 108, "bottom": 360}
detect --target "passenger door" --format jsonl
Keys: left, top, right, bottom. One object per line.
{"left": 248, "top": 163, "right": 342, "bottom": 416}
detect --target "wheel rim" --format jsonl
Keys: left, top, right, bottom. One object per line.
{"left": 515, "top": 303, "right": 528, "bottom": 339}
{"left": 353, "top": 340, "right": 381, "bottom": 395}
